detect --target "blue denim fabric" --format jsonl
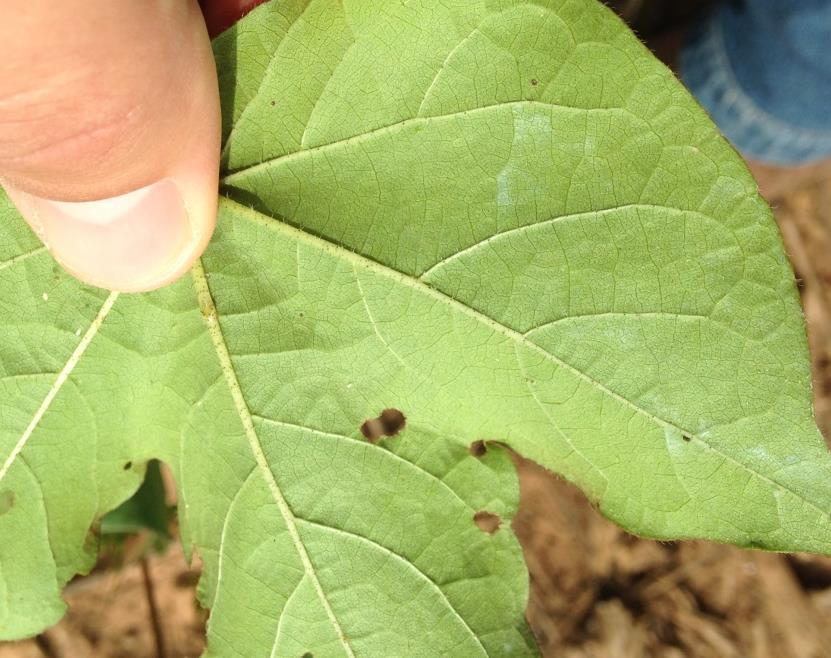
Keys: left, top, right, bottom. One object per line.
{"left": 681, "top": 0, "right": 831, "bottom": 165}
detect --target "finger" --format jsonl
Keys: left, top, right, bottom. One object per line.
{"left": 200, "top": 0, "right": 268, "bottom": 38}
{"left": 0, "top": 0, "right": 220, "bottom": 292}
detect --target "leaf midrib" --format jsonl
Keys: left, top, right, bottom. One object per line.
{"left": 190, "top": 260, "right": 356, "bottom": 658}
{"left": 218, "top": 197, "right": 831, "bottom": 528}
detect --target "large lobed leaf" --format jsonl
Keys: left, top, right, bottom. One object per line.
{"left": 2, "top": 0, "right": 830, "bottom": 654}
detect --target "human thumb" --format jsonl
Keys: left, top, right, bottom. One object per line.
{"left": 0, "top": 0, "right": 220, "bottom": 292}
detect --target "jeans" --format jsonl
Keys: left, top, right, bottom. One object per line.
{"left": 681, "top": 0, "right": 831, "bottom": 165}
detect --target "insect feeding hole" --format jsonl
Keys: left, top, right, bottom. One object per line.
{"left": 361, "top": 408, "right": 406, "bottom": 443}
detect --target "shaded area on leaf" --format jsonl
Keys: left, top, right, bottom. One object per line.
{"left": 0, "top": 489, "right": 14, "bottom": 515}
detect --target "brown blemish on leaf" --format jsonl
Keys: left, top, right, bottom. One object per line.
{"left": 682, "top": 434, "right": 692, "bottom": 443}
{"left": 379, "top": 408, "right": 405, "bottom": 435}
{"left": 361, "top": 408, "right": 406, "bottom": 443}
{"left": 473, "top": 510, "right": 501, "bottom": 534}
{"left": 361, "top": 418, "right": 384, "bottom": 443}
{"left": 123, "top": 461, "right": 133, "bottom": 470}
{"left": 530, "top": 78, "right": 539, "bottom": 86}
{"left": 0, "top": 490, "right": 15, "bottom": 516}
{"left": 469, "top": 440, "right": 488, "bottom": 457}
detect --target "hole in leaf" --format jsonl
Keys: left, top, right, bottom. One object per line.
{"left": 0, "top": 490, "right": 14, "bottom": 516}
{"left": 361, "top": 408, "right": 406, "bottom": 443}
{"left": 469, "top": 440, "right": 488, "bottom": 457}
{"left": 473, "top": 510, "right": 501, "bottom": 534}
{"left": 361, "top": 419, "right": 384, "bottom": 443}
{"left": 123, "top": 461, "right": 133, "bottom": 470}
{"left": 380, "top": 408, "right": 405, "bottom": 435}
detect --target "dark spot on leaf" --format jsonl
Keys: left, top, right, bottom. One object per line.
{"left": 123, "top": 461, "right": 133, "bottom": 470}
{"left": 469, "top": 440, "right": 488, "bottom": 457}
{"left": 301, "top": 653, "right": 313, "bottom": 658}
{"left": 530, "top": 78, "right": 539, "bottom": 86}
{"left": 682, "top": 434, "right": 692, "bottom": 443}
{"left": 361, "top": 408, "right": 406, "bottom": 443}
{"left": 0, "top": 490, "right": 15, "bottom": 516}
{"left": 299, "top": 312, "right": 304, "bottom": 318}
{"left": 380, "top": 408, "right": 405, "bottom": 435}
{"left": 361, "top": 418, "right": 384, "bottom": 443}
{"left": 270, "top": 100, "right": 276, "bottom": 106}
{"left": 748, "top": 538, "right": 766, "bottom": 550}
{"left": 473, "top": 510, "right": 501, "bottom": 534}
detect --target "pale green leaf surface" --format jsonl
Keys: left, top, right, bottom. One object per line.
{"left": 1, "top": 0, "right": 831, "bottom": 654}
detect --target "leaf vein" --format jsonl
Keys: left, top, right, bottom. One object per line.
{"left": 251, "top": 413, "right": 472, "bottom": 511}
{"left": 0, "top": 246, "right": 47, "bottom": 273}
{"left": 524, "top": 311, "right": 710, "bottom": 336}
{"left": 419, "top": 204, "right": 718, "bottom": 280}
{"left": 191, "top": 260, "right": 356, "bottom": 658}
{"left": 296, "top": 518, "right": 489, "bottom": 657}
{"left": 225, "top": 198, "right": 831, "bottom": 526}
{"left": 221, "top": 99, "right": 630, "bottom": 181}
{"left": 269, "top": 575, "right": 307, "bottom": 658}
{"left": 0, "top": 291, "right": 118, "bottom": 485}
{"left": 219, "top": 0, "right": 314, "bottom": 160}
{"left": 212, "top": 466, "right": 257, "bottom": 609}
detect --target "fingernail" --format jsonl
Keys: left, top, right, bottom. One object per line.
{"left": 14, "top": 179, "right": 193, "bottom": 292}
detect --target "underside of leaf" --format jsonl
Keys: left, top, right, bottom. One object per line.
{"left": 1, "top": 0, "right": 830, "bottom": 654}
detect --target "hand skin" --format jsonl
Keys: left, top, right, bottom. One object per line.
{"left": 0, "top": 0, "right": 263, "bottom": 293}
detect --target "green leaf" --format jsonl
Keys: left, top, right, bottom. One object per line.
{"left": 2, "top": 0, "right": 830, "bottom": 654}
